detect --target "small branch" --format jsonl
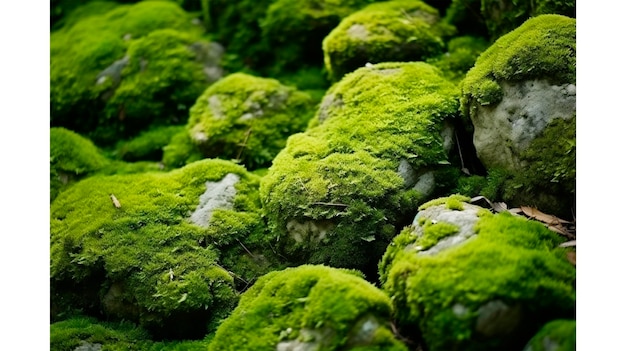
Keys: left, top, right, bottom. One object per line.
{"left": 236, "top": 238, "right": 254, "bottom": 258}
{"left": 311, "top": 202, "right": 348, "bottom": 208}
{"left": 236, "top": 128, "right": 252, "bottom": 162}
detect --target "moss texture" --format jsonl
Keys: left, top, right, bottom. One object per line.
{"left": 427, "top": 35, "right": 489, "bottom": 83}
{"left": 323, "top": 0, "right": 455, "bottom": 81}
{"left": 50, "top": 127, "right": 111, "bottom": 202}
{"left": 208, "top": 265, "right": 408, "bottom": 351}
{"left": 50, "top": 159, "right": 272, "bottom": 338}
{"left": 460, "top": 14, "right": 575, "bottom": 110}
{"left": 50, "top": 1, "right": 210, "bottom": 145}
{"left": 379, "top": 198, "right": 576, "bottom": 350}
{"left": 185, "top": 73, "right": 316, "bottom": 170}
{"left": 114, "top": 125, "right": 186, "bottom": 162}
{"left": 50, "top": 315, "right": 213, "bottom": 350}
{"left": 260, "top": 62, "right": 461, "bottom": 277}
{"left": 522, "top": 319, "right": 575, "bottom": 351}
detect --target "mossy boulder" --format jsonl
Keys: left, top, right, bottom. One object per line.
{"left": 114, "top": 125, "right": 185, "bottom": 162}
{"left": 50, "top": 159, "right": 272, "bottom": 338}
{"left": 50, "top": 1, "right": 222, "bottom": 145}
{"left": 427, "top": 35, "right": 489, "bottom": 83}
{"left": 322, "top": 0, "right": 455, "bottom": 81}
{"left": 50, "top": 127, "right": 111, "bottom": 202}
{"left": 260, "top": 0, "right": 381, "bottom": 74}
{"left": 522, "top": 319, "right": 576, "bottom": 351}
{"left": 184, "top": 73, "right": 316, "bottom": 170}
{"left": 460, "top": 15, "right": 575, "bottom": 218}
{"left": 379, "top": 196, "right": 576, "bottom": 350}
{"left": 260, "top": 62, "right": 461, "bottom": 278}
{"left": 208, "top": 265, "right": 408, "bottom": 351}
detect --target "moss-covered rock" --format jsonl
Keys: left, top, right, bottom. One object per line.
{"left": 260, "top": 62, "right": 461, "bottom": 278}
{"left": 114, "top": 125, "right": 185, "bottom": 162}
{"left": 50, "top": 1, "right": 218, "bottom": 145}
{"left": 522, "top": 319, "right": 576, "bottom": 351}
{"left": 184, "top": 73, "right": 316, "bottom": 170}
{"left": 50, "top": 159, "right": 273, "bottom": 338}
{"left": 379, "top": 196, "right": 576, "bottom": 350}
{"left": 208, "top": 265, "right": 408, "bottom": 351}
{"left": 323, "top": 0, "right": 455, "bottom": 81}
{"left": 427, "top": 35, "right": 489, "bottom": 83}
{"left": 460, "top": 15, "right": 575, "bottom": 218}
{"left": 50, "top": 127, "right": 111, "bottom": 202}
{"left": 260, "top": 0, "right": 381, "bottom": 74}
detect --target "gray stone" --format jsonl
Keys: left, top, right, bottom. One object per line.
{"left": 471, "top": 79, "right": 576, "bottom": 170}
{"left": 412, "top": 171, "right": 435, "bottom": 197}
{"left": 317, "top": 93, "right": 344, "bottom": 124}
{"left": 188, "top": 41, "right": 225, "bottom": 83}
{"left": 475, "top": 300, "right": 523, "bottom": 338}
{"left": 190, "top": 173, "right": 240, "bottom": 227}
{"left": 397, "top": 159, "right": 418, "bottom": 189}
{"left": 286, "top": 219, "right": 336, "bottom": 245}
{"left": 74, "top": 341, "right": 102, "bottom": 351}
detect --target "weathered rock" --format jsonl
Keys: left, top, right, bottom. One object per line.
{"left": 207, "top": 265, "right": 408, "bottom": 351}
{"left": 379, "top": 195, "right": 576, "bottom": 351}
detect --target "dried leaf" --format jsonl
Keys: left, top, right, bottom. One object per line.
{"left": 470, "top": 196, "right": 494, "bottom": 209}
{"left": 508, "top": 208, "right": 523, "bottom": 214}
{"left": 110, "top": 194, "right": 121, "bottom": 209}
{"left": 566, "top": 251, "right": 576, "bottom": 265}
{"left": 492, "top": 202, "right": 508, "bottom": 213}
{"left": 559, "top": 240, "right": 576, "bottom": 248}
{"left": 520, "top": 206, "right": 571, "bottom": 225}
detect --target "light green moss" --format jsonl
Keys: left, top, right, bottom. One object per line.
{"left": 460, "top": 15, "right": 576, "bottom": 114}
{"left": 50, "top": 127, "right": 111, "bottom": 202}
{"left": 50, "top": 159, "right": 271, "bottom": 337}
{"left": 261, "top": 62, "right": 461, "bottom": 277}
{"left": 50, "top": 0, "right": 205, "bottom": 145}
{"left": 380, "top": 210, "right": 576, "bottom": 351}
{"left": 323, "top": 0, "right": 455, "bottom": 81}
{"left": 523, "top": 319, "right": 575, "bottom": 351}
{"left": 185, "top": 72, "right": 315, "bottom": 170}
{"left": 208, "top": 265, "right": 408, "bottom": 351}
{"left": 419, "top": 194, "right": 470, "bottom": 210}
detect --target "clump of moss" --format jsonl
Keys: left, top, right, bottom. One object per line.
{"left": 522, "top": 319, "right": 575, "bottom": 351}
{"left": 185, "top": 73, "right": 316, "bottom": 170}
{"left": 460, "top": 14, "right": 575, "bottom": 112}
{"left": 161, "top": 128, "right": 205, "bottom": 169}
{"left": 50, "top": 159, "right": 272, "bottom": 338}
{"left": 50, "top": 315, "right": 213, "bottom": 350}
{"left": 427, "top": 35, "right": 489, "bottom": 83}
{"left": 208, "top": 265, "right": 408, "bottom": 351}
{"left": 50, "top": 1, "right": 209, "bottom": 145}
{"left": 114, "top": 125, "right": 185, "bottom": 162}
{"left": 261, "top": 62, "right": 461, "bottom": 278}
{"left": 50, "top": 127, "right": 111, "bottom": 202}
{"left": 323, "top": 0, "right": 455, "bottom": 81}
{"left": 380, "top": 202, "right": 576, "bottom": 350}
{"left": 419, "top": 194, "right": 470, "bottom": 211}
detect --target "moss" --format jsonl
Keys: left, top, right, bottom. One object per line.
{"left": 260, "top": 0, "right": 380, "bottom": 74}
{"left": 427, "top": 35, "right": 489, "bottom": 83}
{"left": 460, "top": 15, "right": 576, "bottom": 115}
{"left": 50, "top": 159, "right": 271, "bottom": 338}
{"left": 208, "top": 265, "right": 408, "bottom": 351}
{"left": 185, "top": 73, "right": 316, "bottom": 170}
{"left": 323, "top": 0, "right": 455, "bottom": 81}
{"left": 418, "top": 221, "right": 460, "bottom": 249}
{"left": 50, "top": 0, "right": 206, "bottom": 145}
{"left": 114, "top": 125, "right": 186, "bottom": 162}
{"left": 380, "top": 209, "right": 576, "bottom": 351}
{"left": 261, "top": 62, "right": 461, "bottom": 277}
{"left": 523, "top": 319, "right": 575, "bottom": 351}
{"left": 50, "top": 127, "right": 111, "bottom": 202}
{"left": 50, "top": 315, "right": 214, "bottom": 350}
{"left": 419, "top": 194, "right": 470, "bottom": 210}
{"left": 162, "top": 129, "right": 204, "bottom": 169}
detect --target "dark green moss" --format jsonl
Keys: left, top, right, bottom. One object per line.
{"left": 115, "top": 125, "right": 186, "bottom": 162}
{"left": 323, "top": 0, "right": 455, "bottom": 81}
{"left": 161, "top": 129, "right": 205, "bottom": 169}
{"left": 523, "top": 319, "right": 575, "bottom": 351}
{"left": 427, "top": 35, "right": 489, "bottom": 83}
{"left": 185, "top": 72, "right": 316, "bottom": 170}
{"left": 208, "top": 265, "right": 408, "bottom": 351}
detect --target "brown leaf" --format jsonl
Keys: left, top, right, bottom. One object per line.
{"left": 559, "top": 240, "right": 576, "bottom": 248}
{"left": 566, "top": 251, "right": 576, "bottom": 265}
{"left": 520, "top": 206, "right": 571, "bottom": 225}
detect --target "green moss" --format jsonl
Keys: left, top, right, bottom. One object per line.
{"left": 427, "top": 35, "right": 489, "bottom": 83}
{"left": 419, "top": 221, "right": 460, "bottom": 249}
{"left": 50, "top": 127, "right": 111, "bottom": 202}
{"left": 323, "top": 0, "right": 455, "bottom": 81}
{"left": 419, "top": 194, "right": 470, "bottom": 210}
{"left": 260, "top": 0, "right": 380, "bottom": 74}
{"left": 208, "top": 265, "right": 408, "bottom": 351}
{"left": 261, "top": 62, "right": 461, "bottom": 276}
{"left": 523, "top": 319, "right": 575, "bottom": 351}
{"left": 380, "top": 210, "right": 575, "bottom": 350}
{"left": 185, "top": 73, "right": 316, "bottom": 170}
{"left": 50, "top": 159, "right": 271, "bottom": 338}
{"left": 114, "top": 125, "right": 185, "bottom": 162}
{"left": 51, "top": 0, "right": 206, "bottom": 145}
{"left": 162, "top": 129, "right": 205, "bottom": 169}
{"left": 460, "top": 15, "right": 576, "bottom": 114}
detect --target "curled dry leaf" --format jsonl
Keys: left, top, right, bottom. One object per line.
{"left": 110, "top": 194, "right": 121, "bottom": 209}
{"left": 520, "top": 206, "right": 571, "bottom": 225}
{"left": 492, "top": 202, "right": 508, "bottom": 213}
